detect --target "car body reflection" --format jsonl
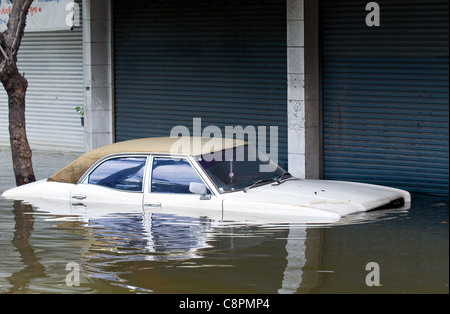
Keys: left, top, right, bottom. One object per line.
{"left": 6, "top": 197, "right": 407, "bottom": 294}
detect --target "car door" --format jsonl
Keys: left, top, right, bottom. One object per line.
{"left": 143, "top": 155, "right": 223, "bottom": 220}
{"left": 70, "top": 155, "right": 148, "bottom": 212}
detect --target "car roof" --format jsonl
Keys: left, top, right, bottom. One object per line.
{"left": 48, "top": 137, "right": 245, "bottom": 184}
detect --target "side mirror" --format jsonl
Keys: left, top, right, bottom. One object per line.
{"left": 189, "top": 182, "right": 208, "bottom": 196}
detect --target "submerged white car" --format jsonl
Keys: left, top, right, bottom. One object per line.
{"left": 2, "top": 137, "right": 410, "bottom": 223}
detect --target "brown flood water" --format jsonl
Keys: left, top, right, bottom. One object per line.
{"left": 0, "top": 150, "right": 448, "bottom": 295}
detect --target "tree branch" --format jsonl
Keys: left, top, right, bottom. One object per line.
{"left": 2, "top": 0, "right": 33, "bottom": 62}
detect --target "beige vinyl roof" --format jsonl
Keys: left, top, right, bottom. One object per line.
{"left": 48, "top": 137, "right": 245, "bottom": 184}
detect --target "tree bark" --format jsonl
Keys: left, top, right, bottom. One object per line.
{"left": 0, "top": 0, "right": 35, "bottom": 186}
{"left": 3, "top": 67, "right": 35, "bottom": 185}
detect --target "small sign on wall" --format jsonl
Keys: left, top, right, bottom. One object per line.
{"left": 0, "top": 0, "right": 80, "bottom": 32}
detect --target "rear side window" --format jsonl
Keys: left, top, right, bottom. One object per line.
{"left": 88, "top": 157, "right": 147, "bottom": 192}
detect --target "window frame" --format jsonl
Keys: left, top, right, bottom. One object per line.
{"left": 147, "top": 154, "right": 218, "bottom": 196}
{"left": 79, "top": 154, "right": 150, "bottom": 193}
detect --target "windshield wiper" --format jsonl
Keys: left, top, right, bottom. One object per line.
{"left": 243, "top": 178, "right": 276, "bottom": 193}
{"left": 274, "top": 172, "right": 293, "bottom": 184}
{"left": 243, "top": 172, "right": 295, "bottom": 193}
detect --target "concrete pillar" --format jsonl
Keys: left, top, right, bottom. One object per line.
{"left": 304, "top": 0, "right": 321, "bottom": 179}
{"left": 83, "top": 0, "right": 113, "bottom": 151}
{"left": 287, "top": 0, "right": 321, "bottom": 179}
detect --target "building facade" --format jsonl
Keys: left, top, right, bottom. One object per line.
{"left": 1, "top": 0, "right": 448, "bottom": 195}
{"left": 83, "top": 0, "right": 322, "bottom": 180}
{"left": 0, "top": 25, "right": 84, "bottom": 151}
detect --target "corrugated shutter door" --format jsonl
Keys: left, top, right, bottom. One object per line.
{"left": 321, "top": 0, "right": 449, "bottom": 195}
{"left": 0, "top": 30, "right": 84, "bottom": 151}
{"left": 114, "top": 0, "right": 287, "bottom": 165}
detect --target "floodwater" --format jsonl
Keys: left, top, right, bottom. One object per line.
{"left": 0, "top": 150, "right": 448, "bottom": 295}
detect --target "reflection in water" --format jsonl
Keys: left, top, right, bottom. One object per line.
{"left": 7, "top": 202, "right": 45, "bottom": 294}
{"left": 0, "top": 193, "right": 448, "bottom": 294}
{"left": 142, "top": 213, "right": 214, "bottom": 259}
{"left": 3, "top": 199, "right": 323, "bottom": 293}
{"left": 278, "top": 227, "right": 307, "bottom": 294}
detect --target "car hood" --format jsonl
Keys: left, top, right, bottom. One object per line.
{"left": 222, "top": 179, "right": 411, "bottom": 217}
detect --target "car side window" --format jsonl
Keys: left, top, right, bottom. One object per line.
{"left": 151, "top": 157, "right": 209, "bottom": 194}
{"left": 88, "top": 157, "right": 147, "bottom": 192}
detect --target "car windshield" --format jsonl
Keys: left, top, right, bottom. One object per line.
{"left": 196, "top": 145, "right": 289, "bottom": 193}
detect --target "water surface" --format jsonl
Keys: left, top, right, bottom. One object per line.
{"left": 0, "top": 150, "right": 448, "bottom": 294}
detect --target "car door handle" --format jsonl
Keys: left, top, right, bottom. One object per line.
{"left": 72, "top": 194, "right": 87, "bottom": 200}
{"left": 144, "top": 202, "right": 161, "bottom": 208}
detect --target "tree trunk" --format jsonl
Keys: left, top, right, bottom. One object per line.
{"left": 0, "top": 0, "right": 35, "bottom": 186}
{"left": 2, "top": 67, "right": 35, "bottom": 185}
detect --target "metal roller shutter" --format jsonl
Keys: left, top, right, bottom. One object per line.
{"left": 113, "top": 0, "right": 287, "bottom": 165}
{"left": 0, "top": 30, "right": 84, "bottom": 151}
{"left": 321, "top": 0, "right": 449, "bottom": 195}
